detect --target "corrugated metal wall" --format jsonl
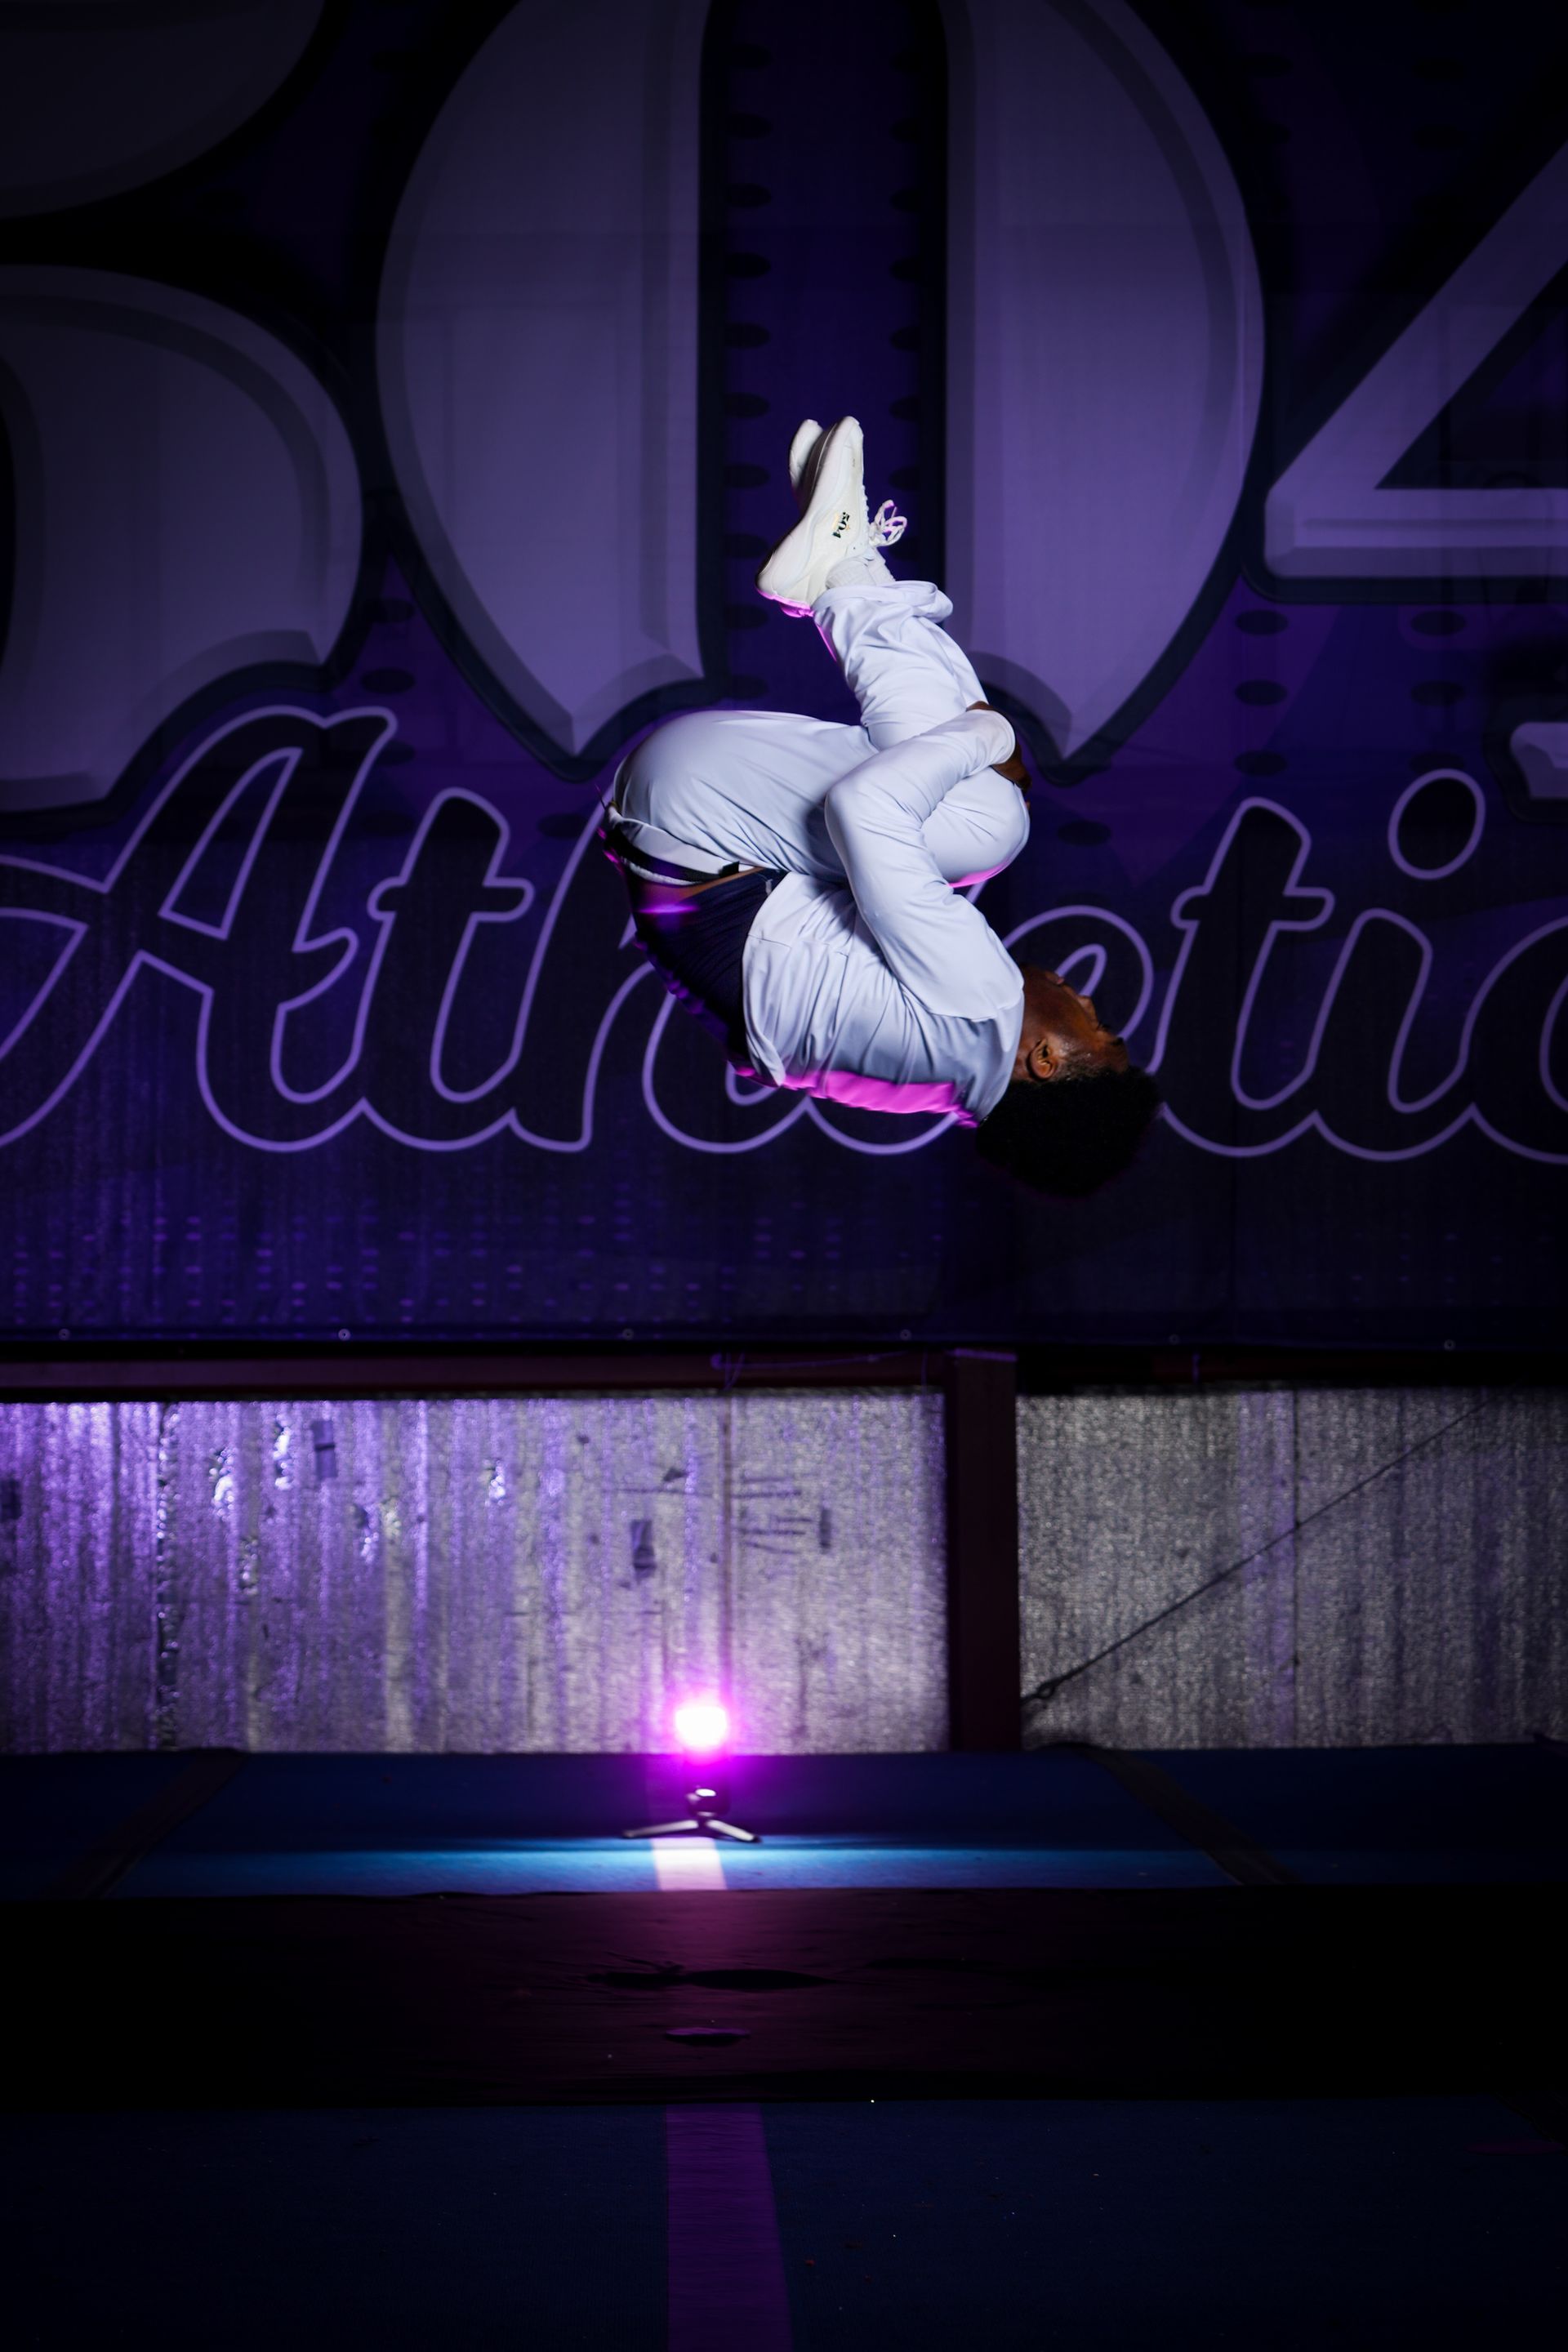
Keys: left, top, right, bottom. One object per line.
{"left": 5, "top": 1383, "right": 1563, "bottom": 1753}
{"left": 1019, "top": 1387, "right": 1568, "bottom": 1748}
{"left": 0, "top": 1392, "right": 947, "bottom": 1753}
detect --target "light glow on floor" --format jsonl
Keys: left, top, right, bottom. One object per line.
{"left": 651, "top": 1836, "right": 726, "bottom": 1891}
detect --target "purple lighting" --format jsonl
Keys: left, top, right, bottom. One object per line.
{"left": 672, "top": 1696, "right": 728, "bottom": 1757}
{"left": 624, "top": 1691, "right": 756, "bottom": 1839}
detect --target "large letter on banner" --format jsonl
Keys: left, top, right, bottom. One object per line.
{"left": 1265, "top": 144, "right": 1568, "bottom": 582}
{"left": 942, "top": 0, "right": 1262, "bottom": 760}
{"left": 0, "top": 2, "right": 323, "bottom": 220}
{"left": 0, "top": 270, "right": 361, "bottom": 814}
{"left": 379, "top": 0, "right": 710, "bottom": 762}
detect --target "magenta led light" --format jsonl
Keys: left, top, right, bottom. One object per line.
{"left": 623, "top": 1694, "right": 755, "bottom": 1841}
{"left": 671, "top": 1696, "right": 729, "bottom": 1756}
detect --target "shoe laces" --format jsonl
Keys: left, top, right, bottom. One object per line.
{"left": 870, "top": 499, "right": 907, "bottom": 547}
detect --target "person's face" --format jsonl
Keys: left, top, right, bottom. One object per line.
{"left": 1012, "top": 966, "right": 1129, "bottom": 1085}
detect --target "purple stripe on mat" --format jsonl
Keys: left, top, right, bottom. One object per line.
{"left": 666, "top": 2105, "right": 791, "bottom": 2351}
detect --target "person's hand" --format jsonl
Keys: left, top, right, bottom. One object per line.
{"left": 968, "top": 701, "right": 1030, "bottom": 794}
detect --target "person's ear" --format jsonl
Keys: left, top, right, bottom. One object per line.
{"left": 1025, "top": 1035, "right": 1055, "bottom": 1084}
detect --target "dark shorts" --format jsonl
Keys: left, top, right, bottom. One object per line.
{"left": 629, "top": 867, "right": 783, "bottom": 1067}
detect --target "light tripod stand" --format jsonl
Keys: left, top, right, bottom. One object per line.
{"left": 623, "top": 1697, "right": 760, "bottom": 1843}
{"left": 622, "top": 1774, "right": 759, "bottom": 1844}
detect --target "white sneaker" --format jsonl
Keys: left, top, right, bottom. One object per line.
{"left": 787, "top": 417, "right": 824, "bottom": 505}
{"left": 756, "top": 416, "right": 907, "bottom": 614}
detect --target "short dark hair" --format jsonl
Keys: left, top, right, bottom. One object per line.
{"left": 975, "top": 1063, "right": 1161, "bottom": 1199}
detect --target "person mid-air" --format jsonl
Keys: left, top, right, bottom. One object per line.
{"left": 601, "top": 416, "right": 1160, "bottom": 1196}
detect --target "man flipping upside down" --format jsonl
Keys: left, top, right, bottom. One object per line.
{"left": 602, "top": 416, "right": 1160, "bottom": 1196}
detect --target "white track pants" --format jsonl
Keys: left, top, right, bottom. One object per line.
{"left": 609, "top": 581, "right": 1029, "bottom": 888}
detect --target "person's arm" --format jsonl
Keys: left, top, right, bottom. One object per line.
{"left": 822, "top": 708, "right": 1024, "bottom": 1019}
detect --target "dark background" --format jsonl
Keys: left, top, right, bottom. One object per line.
{"left": 2, "top": 0, "right": 1566, "bottom": 1348}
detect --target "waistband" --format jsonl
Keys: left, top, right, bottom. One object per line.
{"left": 599, "top": 808, "right": 742, "bottom": 887}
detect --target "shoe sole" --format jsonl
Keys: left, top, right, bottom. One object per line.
{"left": 756, "top": 416, "right": 865, "bottom": 612}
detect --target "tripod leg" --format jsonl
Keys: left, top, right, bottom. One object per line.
{"left": 621, "top": 1818, "right": 702, "bottom": 1839}
{"left": 705, "top": 1819, "right": 760, "bottom": 1843}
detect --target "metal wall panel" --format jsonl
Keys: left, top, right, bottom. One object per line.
{"left": 0, "top": 1400, "right": 160, "bottom": 1750}
{"left": 1017, "top": 1388, "right": 1297, "bottom": 1750}
{"left": 0, "top": 1390, "right": 945, "bottom": 1753}
{"left": 1293, "top": 1388, "right": 1568, "bottom": 1747}
{"left": 1020, "top": 1387, "right": 1568, "bottom": 1748}
{"left": 8, "top": 1383, "right": 1559, "bottom": 1754}
{"left": 727, "top": 1389, "right": 947, "bottom": 1754}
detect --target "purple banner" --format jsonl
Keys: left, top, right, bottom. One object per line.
{"left": 1, "top": 0, "right": 1564, "bottom": 1346}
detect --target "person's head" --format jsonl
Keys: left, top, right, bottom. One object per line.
{"left": 975, "top": 965, "right": 1160, "bottom": 1198}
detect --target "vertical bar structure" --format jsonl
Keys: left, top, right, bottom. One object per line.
{"left": 942, "top": 1348, "right": 1021, "bottom": 1749}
